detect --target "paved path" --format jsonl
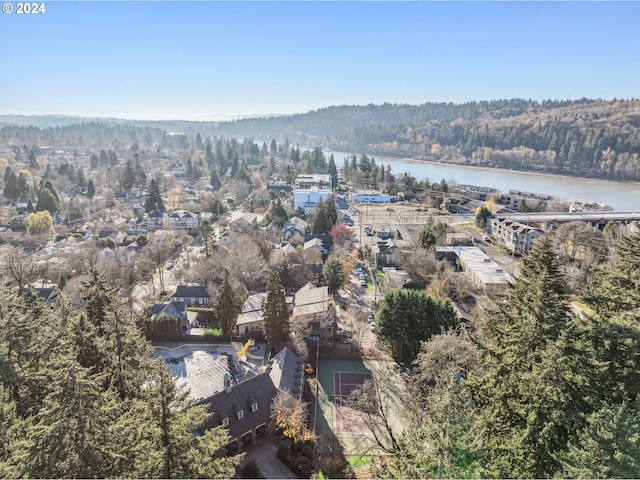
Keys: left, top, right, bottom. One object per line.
{"left": 236, "top": 438, "right": 298, "bottom": 479}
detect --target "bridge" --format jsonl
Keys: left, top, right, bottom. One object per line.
{"left": 489, "top": 211, "right": 640, "bottom": 230}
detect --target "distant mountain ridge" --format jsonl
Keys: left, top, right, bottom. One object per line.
{"left": 2, "top": 97, "right": 640, "bottom": 181}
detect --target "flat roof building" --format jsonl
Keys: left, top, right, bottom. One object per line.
{"left": 438, "top": 246, "right": 513, "bottom": 290}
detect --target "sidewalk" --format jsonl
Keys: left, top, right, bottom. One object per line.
{"left": 236, "top": 438, "right": 298, "bottom": 479}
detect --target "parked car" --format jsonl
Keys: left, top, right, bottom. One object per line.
{"left": 336, "top": 328, "right": 352, "bottom": 338}
{"left": 360, "top": 280, "right": 366, "bottom": 287}
{"left": 367, "top": 312, "right": 375, "bottom": 323}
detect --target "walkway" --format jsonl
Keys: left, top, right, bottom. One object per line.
{"left": 236, "top": 438, "right": 297, "bottom": 479}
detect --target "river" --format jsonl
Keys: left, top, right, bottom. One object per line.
{"left": 328, "top": 151, "right": 640, "bottom": 213}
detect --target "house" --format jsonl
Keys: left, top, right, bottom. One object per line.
{"left": 164, "top": 163, "right": 185, "bottom": 177}
{"left": 302, "top": 237, "right": 327, "bottom": 260}
{"left": 373, "top": 238, "right": 398, "bottom": 267}
{"left": 217, "top": 228, "right": 232, "bottom": 246}
{"left": 236, "top": 293, "right": 266, "bottom": 338}
{"left": 19, "top": 286, "right": 59, "bottom": 307}
{"left": 16, "top": 196, "right": 34, "bottom": 210}
{"left": 97, "top": 247, "right": 115, "bottom": 260}
{"left": 282, "top": 217, "right": 307, "bottom": 240}
{"left": 200, "top": 346, "right": 305, "bottom": 454}
{"left": 167, "top": 210, "right": 199, "bottom": 231}
{"left": 171, "top": 284, "right": 211, "bottom": 306}
{"left": 152, "top": 301, "right": 198, "bottom": 331}
{"left": 146, "top": 209, "right": 165, "bottom": 231}
{"left": 267, "top": 182, "right": 292, "bottom": 197}
{"left": 132, "top": 203, "right": 145, "bottom": 217}
{"left": 279, "top": 243, "right": 297, "bottom": 254}
{"left": 229, "top": 211, "right": 260, "bottom": 232}
{"left": 291, "top": 284, "right": 334, "bottom": 346}
{"left": 97, "top": 230, "right": 125, "bottom": 245}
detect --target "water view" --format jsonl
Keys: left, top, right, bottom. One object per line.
{"left": 330, "top": 151, "right": 640, "bottom": 212}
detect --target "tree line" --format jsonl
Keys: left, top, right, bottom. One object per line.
{"left": 348, "top": 234, "right": 640, "bottom": 478}
{"left": 0, "top": 271, "right": 241, "bottom": 478}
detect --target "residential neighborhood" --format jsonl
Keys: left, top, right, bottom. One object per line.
{"left": 1, "top": 125, "right": 640, "bottom": 479}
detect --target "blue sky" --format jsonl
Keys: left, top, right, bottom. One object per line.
{"left": 1, "top": 1, "right": 639, "bottom": 120}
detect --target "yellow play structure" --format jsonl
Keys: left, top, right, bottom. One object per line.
{"left": 237, "top": 338, "right": 255, "bottom": 358}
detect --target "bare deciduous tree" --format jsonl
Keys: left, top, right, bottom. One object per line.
{"left": 0, "top": 246, "right": 41, "bottom": 289}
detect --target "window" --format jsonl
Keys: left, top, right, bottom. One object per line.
{"left": 251, "top": 402, "right": 258, "bottom": 412}
{"left": 237, "top": 409, "right": 244, "bottom": 420}
{"left": 222, "top": 416, "right": 229, "bottom": 427}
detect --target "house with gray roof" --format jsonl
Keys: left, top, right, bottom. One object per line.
{"left": 236, "top": 293, "right": 266, "bottom": 339}
{"left": 152, "top": 301, "right": 198, "bottom": 331}
{"left": 282, "top": 216, "right": 307, "bottom": 240}
{"left": 171, "top": 284, "right": 211, "bottom": 306}
{"left": 200, "top": 346, "right": 305, "bottom": 454}
{"left": 146, "top": 209, "right": 165, "bottom": 232}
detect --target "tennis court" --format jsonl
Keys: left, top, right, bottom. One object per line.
{"left": 332, "top": 371, "right": 372, "bottom": 433}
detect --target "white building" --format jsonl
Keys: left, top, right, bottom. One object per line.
{"left": 349, "top": 190, "right": 392, "bottom": 203}
{"left": 167, "top": 210, "right": 199, "bottom": 231}
{"left": 437, "top": 246, "right": 513, "bottom": 290}
{"left": 488, "top": 217, "right": 543, "bottom": 255}
{"left": 293, "top": 190, "right": 332, "bottom": 213}
{"left": 293, "top": 174, "right": 332, "bottom": 212}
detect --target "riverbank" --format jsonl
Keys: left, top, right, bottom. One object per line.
{"left": 329, "top": 150, "right": 640, "bottom": 212}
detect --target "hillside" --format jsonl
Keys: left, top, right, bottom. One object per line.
{"left": 2, "top": 98, "right": 640, "bottom": 181}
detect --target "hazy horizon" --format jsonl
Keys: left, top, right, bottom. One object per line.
{"left": 2, "top": 2, "right": 639, "bottom": 121}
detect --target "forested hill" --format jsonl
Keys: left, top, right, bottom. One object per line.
{"left": 2, "top": 98, "right": 640, "bottom": 180}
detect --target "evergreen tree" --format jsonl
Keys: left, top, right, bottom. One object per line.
{"left": 4, "top": 169, "right": 19, "bottom": 201}
{"left": 35, "top": 187, "right": 60, "bottom": 214}
{"left": 76, "top": 167, "right": 87, "bottom": 189}
{"left": 214, "top": 270, "right": 243, "bottom": 336}
{"left": 582, "top": 232, "right": 640, "bottom": 403}
{"left": 419, "top": 226, "right": 437, "bottom": 249}
{"left": 17, "top": 170, "right": 31, "bottom": 196}
{"left": 28, "top": 150, "right": 38, "bottom": 169}
{"left": 556, "top": 400, "right": 640, "bottom": 479}
{"left": 327, "top": 154, "right": 338, "bottom": 188}
{"left": 144, "top": 179, "right": 165, "bottom": 213}
{"left": 325, "top": 195, "right": 338, "bottom": 227}
{"left": 43, "top": 181, "right": 59, "bottom": 202}
{"left": 80, "top": 271, "right": 152, "bottom": 400}
{"left": 267, "top": 198, "right": 288, "bottom": 228}
{"left": 198, "top": 219, "right": 214, "bottom": 257}
{"left": 322, "top": 255, "right": 346, "bottom": 294}
{"left": 87, "top": 179, "right": 96, "bottom": 199}
{"left": 16, "top": 359, "right": 121, "bottom": 479}
{"left": 270, "top": 138, "right": 278, "bottom": 158}
{"left": 310, "top": 198, "right": 329, "bottom": 234}
{"left": 470, "top": 237, "right": 601, "bottom": 478}
{"left": 210, "top": 168, "right": 221, "bottom": 191}
{"left": 132, "top": 159, "right": 146, "bottom": 190}
{"left": 262, "top": 271, "right": 290, "bottom": 350}
{"left": 146, "top": 363, "right": 241, "bottom": 478}
{"left": 376, "top": 289, "right": 459, "bottom": 364}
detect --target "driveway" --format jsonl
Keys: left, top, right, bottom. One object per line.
{"left": 236, "top": 438, "right": 298, "bottom": 479}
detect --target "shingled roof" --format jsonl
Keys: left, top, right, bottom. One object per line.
{"left": 198, "top": 347, "right": 304, "bottom": 439}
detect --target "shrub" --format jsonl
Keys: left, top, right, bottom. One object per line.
{"left": 239, "top": 458, "right": 264, "bottom": 479}
{"left": 203, "top": 328, "right": 222, "bottom": 337}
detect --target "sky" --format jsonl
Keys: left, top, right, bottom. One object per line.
{"left": 1, "top": 1, "right": 639, "bottom": 120}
